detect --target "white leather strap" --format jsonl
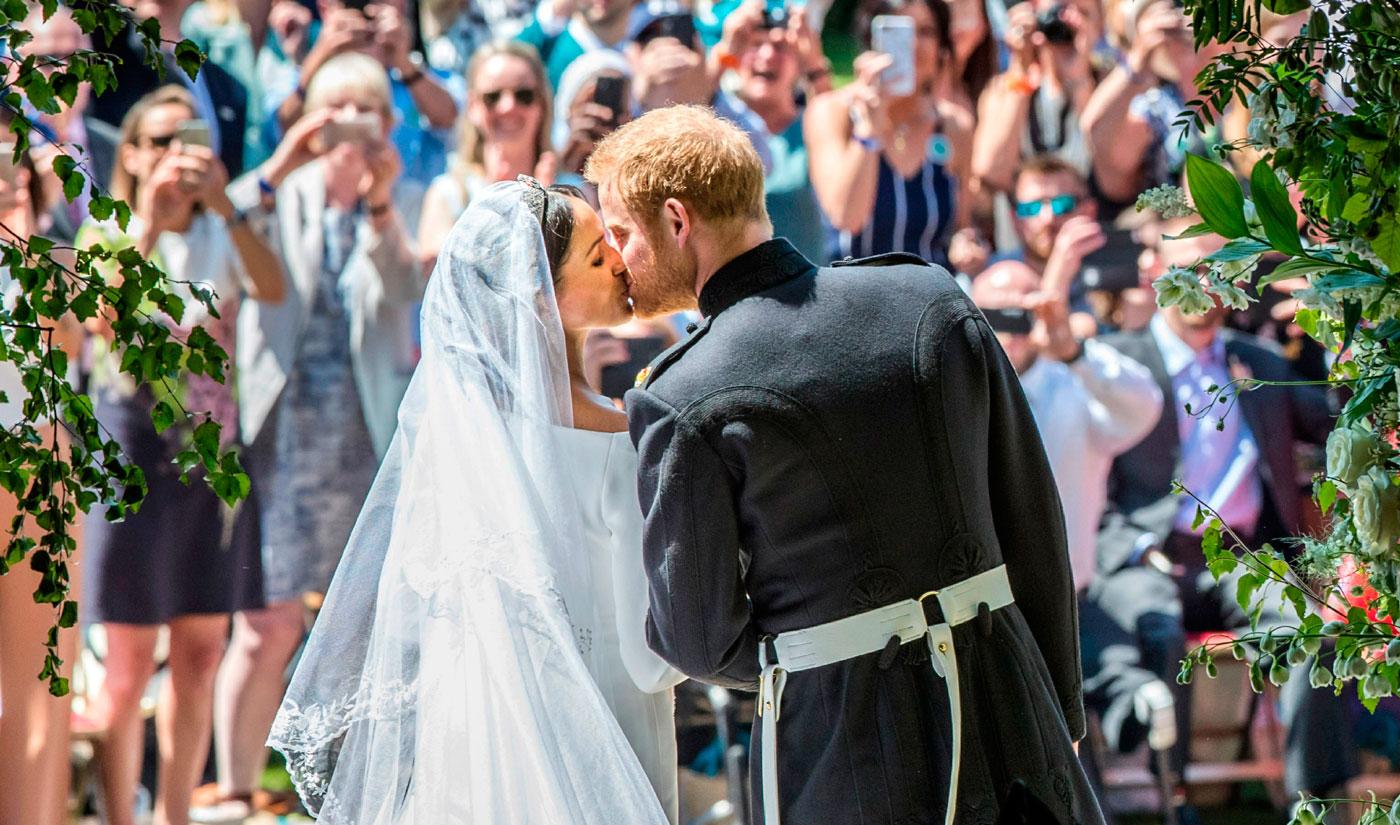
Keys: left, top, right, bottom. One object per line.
{"left": 756, "top": 565, "right": 1014, "bottom": 825}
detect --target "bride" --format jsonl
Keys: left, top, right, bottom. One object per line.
{"left": 267, "top": 178, "right": 685, "bottom": 824}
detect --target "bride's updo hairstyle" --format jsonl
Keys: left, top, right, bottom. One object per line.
{"left": 519, "top": 175, "right": 586, "bottom": 282}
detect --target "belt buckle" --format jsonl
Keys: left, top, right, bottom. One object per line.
{"left": 918, "top": 590, "right": 950, "bottom": 655}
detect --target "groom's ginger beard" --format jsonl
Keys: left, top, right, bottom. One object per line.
{"left": 626, "top": 222, "right": 700, "bottom": 317}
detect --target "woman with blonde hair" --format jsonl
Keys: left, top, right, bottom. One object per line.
{"left": 200, "top": 51, "right": 424, "bottom": 823}
{"left": 416, "top": 41, "right": 554, "bottom": 267}
{"left": 78, "top": 82, "right": 285, "bottom": 825}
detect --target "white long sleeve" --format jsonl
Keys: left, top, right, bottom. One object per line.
{"left": 1069, "top": 339, "right": 1164, "bottom": 456}
{"left": 601, "top": 435, "right": 688, "bottom": 695}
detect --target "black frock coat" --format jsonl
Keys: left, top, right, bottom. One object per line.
{"left": 626, "top": 239, "right": 1105, "bottom": 825}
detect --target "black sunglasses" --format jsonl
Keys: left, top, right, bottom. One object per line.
{"left": 481, "top": 87, "right": 538, "bottom": 108}
{"left": 143, "top": 133, "right": 177, "bottom": 149}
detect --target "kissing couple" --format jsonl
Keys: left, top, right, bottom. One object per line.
{"left": 268, "top": 106, "right": 1106, "bottom": 825}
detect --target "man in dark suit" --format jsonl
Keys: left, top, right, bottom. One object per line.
{"left": 588, "top": 105, "right": 1105, "bottom": 825}
{"left": 88, "top": 0, "right": 248, "bottom": 177}
{"left": 1090, "top": 223, "right": 1352, "bottom": 802}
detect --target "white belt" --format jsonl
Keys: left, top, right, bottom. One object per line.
{"left": 756, "top": 564, "right": 1015, "bottom": 825}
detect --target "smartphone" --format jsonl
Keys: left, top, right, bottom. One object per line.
{"left": 600, "top": 336, "right": 668, "bottom": 400}
{"left": 761, "top": 0, "right": 789, "bottom": 29}
{"left": 980, "top": 306, "right": 1034, "bottom": 336}
{"left": 341, "top": 0, "right": 372, "bottom": 12}
{"left": 322, "top": 112, "right": 381, "bottom": 148}
{"left": 1080, "top": 228, "right": 1143, "bottom": 293}
{"left": 871, "top": 15, "right": 916, "bottom": 97}
{"left": 592, "top": 75, "right": 626, "bottom": 122}
{"left": 175, "top": 119, "right": 212, "bottom": 149}
{"left": 638, "top": 14, "right": 696, "bottom": 48}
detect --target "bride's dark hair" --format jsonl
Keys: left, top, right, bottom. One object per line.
{"left": 519, "top": 176, "right": 586, "bottom": 281}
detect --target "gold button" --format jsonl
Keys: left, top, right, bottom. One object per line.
{"left": 938, "top": 643, "right": 948, "bottom": 653}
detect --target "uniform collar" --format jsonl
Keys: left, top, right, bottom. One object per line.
{"left": 697, "top": 238, "right": 815, "bottom": 318}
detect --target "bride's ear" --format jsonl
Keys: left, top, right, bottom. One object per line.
{"left": 662, "top": 197, "right": 690, "bottom": 248}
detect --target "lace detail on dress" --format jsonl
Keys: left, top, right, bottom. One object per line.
{"left": 268, "top": 678, "right": 417, "bottom": 815}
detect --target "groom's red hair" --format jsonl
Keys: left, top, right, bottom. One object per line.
{"left": 584, "top": 105, "right": 768, "bottom": 227}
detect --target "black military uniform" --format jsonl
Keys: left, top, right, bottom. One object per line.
{"left": 626, "top": 239, "right": 1105, "bottom": 825}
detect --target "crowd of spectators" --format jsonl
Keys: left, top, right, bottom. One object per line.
{"left": 0, "top": 0, "right": 1371, "bottom": 822}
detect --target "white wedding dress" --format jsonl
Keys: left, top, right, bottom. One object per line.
{"left": 268, "top": 181, "right": 678, "bottom": 825}
{"left": 557, "top": 427, "right": 684, "bottom": 823}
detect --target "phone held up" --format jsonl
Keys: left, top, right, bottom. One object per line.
{"left": 592, "top": 75, "right": 626, "bottom": 124}
{"left": 871, "top": 15, "right": 916, "bottom": 97}
{"left": 175, "top": 119, "right": 213, "bottom": 150}
{"left": 321, "top": 112, "right": 382, "bottom": 149}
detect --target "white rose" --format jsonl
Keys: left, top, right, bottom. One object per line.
{"left": 1352, "top": 467, "right": 1400, "bottom": 559}
{"left": 1327, "top": 425, "right": 1379, "bottom": 491}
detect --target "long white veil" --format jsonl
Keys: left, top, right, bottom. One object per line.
{"left": 267, "top": 181, "right": 669, "bottom": 825}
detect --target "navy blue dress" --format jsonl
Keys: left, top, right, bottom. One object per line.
{"left": 833, "top": 137, "right": 958, "bottom": 269}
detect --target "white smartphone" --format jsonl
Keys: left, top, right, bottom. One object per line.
{"left": 174, "top": 119, "right": 212, "bottom": 149}
{"left": 321, "top": 112, "right": 382, "bottom": 148}
{"left": 871, "top": 14, "right": 916, "bottom": 97}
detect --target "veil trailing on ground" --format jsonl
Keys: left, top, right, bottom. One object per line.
{"left": 267, "top": 181, "right": 669, "bottom": 824}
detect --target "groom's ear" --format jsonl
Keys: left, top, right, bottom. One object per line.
{"left": 662, "top": 197, "right": 690, "bottom": 248}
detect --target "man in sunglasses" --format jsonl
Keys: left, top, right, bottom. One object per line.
{"left": 1010, "top": 153, "right": 1105, "bottom": 336}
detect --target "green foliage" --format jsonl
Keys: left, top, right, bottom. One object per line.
{"left": 1148, "top": 0, "right": 1400, "bottom": 814}
{"left": 0, "top": 2, "right": 240, "bottom": 695}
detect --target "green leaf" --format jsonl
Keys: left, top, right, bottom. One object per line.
{"left": 1256, "top": 259, "right": 1343, "bottom": 287}
{"left": 1372, "top": 215, "right": 1400, "bottom": 271}
{"left": 1283, "top": 585, "right": 1308, "bottom": 621}
{"left": 1341, "top": 300, "right": 1362, "bottom": 354}
{"left": 150, "top": 400, "right": 175, "bottom": 434}
{"left": 174, "top": 41, "right": 205, "bottom": 82}
{"left": 1262, "top": 0, "right": 1308, "bottom": 13}
{"left": 1342, "top": 193, "right": 1370, "bottom": 224}
{"left": 1237, "top": 571, "right": 1262, "bottom": 617}
{"left": 1165, "top": 222, "right": 1217, "bottom": 241}
{"left": 1186, "top": 154, "right": 1249, "bottom": 239}
{"left": 1207, "top": 237, "right": 1270, "bottom": 261}
{"left": 58, "top": 600, "right": 77, "bottom": 628}
{"left": 61, "top": 167, "right": 82, "bottom": 203}
{"left": 1318, "top": 480, "right": 1337, "bottom": 515}
{"left": 1249, "top": 161, "right": 1303, "bottom": 256}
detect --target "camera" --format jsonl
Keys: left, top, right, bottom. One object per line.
{"left": 1036, "top": 5, "right": 1076, "bottom": 45}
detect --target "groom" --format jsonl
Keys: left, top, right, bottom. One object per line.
{"left": 587, "top": 106, "right": 1104, "bottom": 825}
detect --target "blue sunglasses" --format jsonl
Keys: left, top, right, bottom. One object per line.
{"left": 1014, "top": 194, "right": 1080, "bottom": 219}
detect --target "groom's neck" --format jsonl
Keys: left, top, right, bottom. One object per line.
{"left": 693, "top": 221, "right": 776, "bottom": 299}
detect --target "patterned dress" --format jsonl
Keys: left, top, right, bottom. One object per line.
{"left": 247, "top": 207, "right": 378, "bottom": 603}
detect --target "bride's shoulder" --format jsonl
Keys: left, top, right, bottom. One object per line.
{"left": 570, "top": 386, "right": 629, "bottom": 434}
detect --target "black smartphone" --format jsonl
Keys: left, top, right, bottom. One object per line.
{"left": 592, "top": 75, "right": 626, "bottom": 122}
{"left": 980, "top": 306, "right": 1034, "bottom": 336}
{"left": 1080, "top": 228, "right": 1142, "bottom": 293}
{"left": 600, "top": 336, "right": 668, "bottom": 399}
{"left": 638, "top": 14, "right": 696, "bottom": 48}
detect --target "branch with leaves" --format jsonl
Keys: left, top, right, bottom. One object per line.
{"left": 1138, "top": 0, "right": 1400, "bottom": 819}
{"left": 0, "top": 0, "right": 248, "bottom": 695}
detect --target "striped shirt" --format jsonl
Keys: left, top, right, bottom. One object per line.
{"left": 836, "top": 141, "right": 957, "bottom": 267}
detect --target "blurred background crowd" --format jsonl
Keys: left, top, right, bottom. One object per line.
{"left": 0, "top": 0, "right": 1386, "bottom": 822}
